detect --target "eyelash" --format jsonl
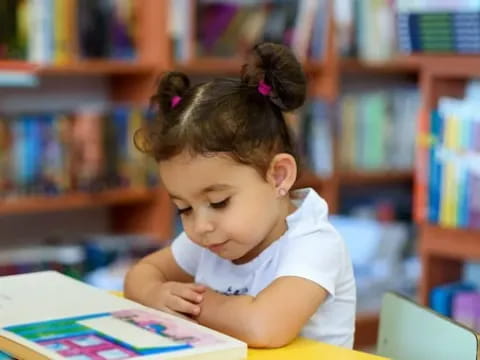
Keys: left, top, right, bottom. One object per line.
{"left": 210, "top": 198, "right": 230, "bottom": 209}
{"left": 177, "top": 207, "right": 192, "bottom": 216}
{"left": 177, "top": 198, "right": 230, "bottom": 216}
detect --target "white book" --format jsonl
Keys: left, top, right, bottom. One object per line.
{"left": 27, "top": 0, "right": 53, "bottom": 63}
{"left": 0, "top": 271, "right": 247, "bottom": 360}
{"left": 291, "top": 0, "right": 319, "bottom": 61}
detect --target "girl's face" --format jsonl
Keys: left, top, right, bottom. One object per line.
{"left": 159, "top": 151, "right": 288, "bottom": 264}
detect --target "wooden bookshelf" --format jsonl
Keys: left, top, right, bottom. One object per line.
{"left": 341, "top": 55, "right": 480, "bottom": 76}
{"left": 0, "top": 188, "right": 158, "bottom": 216}
{"left": 414, "top": 55, "right": 480, "bottom": 77}
{"left": 0, "top": 60, "right": 41, "bottom": 72}
{"left": 420, "top": 224, "right": 480, "bottom": 261}
{"left": 0, "top": 0, "right": 173, "bottom": 241}
{"left": 0, "top": 61, "right": 155, "bottom": 76}
{"left": 39, "top": 61, "right": 155, "bottom": 75}
{"left": 419, "top": 224, "right": 480, "bottom": 306}
{"left": 341, "top": 57, "right": 421, "bottom": 74}
{"left": 338, "top": 170, "right": 414, "bottom": 186}
{"left": 175, "top": 57, "right": 324, "bottom": 75}
{"left": 354, "top": 312, "right": 380, "bottom": 349}
{"left": 175, "top": 57, "right": 243, "bottom": 75}
{"left": 415, "top": 55, "right": 480, "bottom": 308}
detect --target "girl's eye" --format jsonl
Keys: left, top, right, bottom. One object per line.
{"left": 177, "top": 207, "right": 192, "bottom": 216}
{"left": 210, "top": 198, "right": 230, "bottom": 209}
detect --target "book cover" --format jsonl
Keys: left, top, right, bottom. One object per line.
{"left": 0, "top": 271, "right": 247, "bottom": 360}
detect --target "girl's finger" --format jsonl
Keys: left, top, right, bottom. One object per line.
{"left": 168, "top": 295, "right": 201, "bottom": 316}
{"left": 192, "top": 283, "right": 207, "bottom": 293}
{"left": 172, "top": 285, "right": 204, "bottom": 303}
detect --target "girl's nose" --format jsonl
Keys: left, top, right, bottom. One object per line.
{"left": 193, "top": 211, "right": 215, "bottom": 235}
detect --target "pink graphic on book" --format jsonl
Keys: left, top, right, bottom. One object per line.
{"left": 41, "top": 335, "right": 136, "bottom": 359}
{"left": 113, "top": 309, "right": 226, "bottom": 346}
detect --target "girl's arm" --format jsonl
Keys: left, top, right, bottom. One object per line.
{"left": 124, "top": 247, "right": 205, "bottom": 318}
{"left": 124, "top": 247, "right": 193, "bottom": 299}
{"left": 195, "top": 276, "right": 328, "bottom": 348}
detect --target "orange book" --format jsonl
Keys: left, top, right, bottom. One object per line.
{"left": 413, "top": 107, "right": 430, "bottom": 222}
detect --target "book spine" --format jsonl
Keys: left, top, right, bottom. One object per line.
{"left": 428, "top": 110, "right": 442, "bottom": 223}
{"left": 414, "top": 107, "right": 430, "bottom": 222}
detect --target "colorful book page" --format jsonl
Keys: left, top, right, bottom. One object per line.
{"left": 5, "top": 309, "right": 228, "bottom": 359}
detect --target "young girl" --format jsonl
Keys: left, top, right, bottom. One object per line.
{"left": 124, "top": 43, "right": 356, "bottom": 349}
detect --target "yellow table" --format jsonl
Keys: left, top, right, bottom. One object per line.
{"left": 248, "top": 338, "right": 387, "bottom": 359}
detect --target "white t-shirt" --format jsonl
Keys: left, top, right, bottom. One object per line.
{"left": 171, "top": 188, "right": 356, "bottom": 348}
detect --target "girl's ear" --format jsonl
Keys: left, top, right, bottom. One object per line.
{"left": 266, "top": 153, "right": 297, "bottom": 196}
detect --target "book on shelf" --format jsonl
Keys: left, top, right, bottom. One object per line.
{"left": 0, "top": 271, "right": 247, "bottom": 360}
{"left": 397, "top": 11, "right": 480, "bottom": 54}
{"left": 172, "top": 0, "right": 328, "bottom": 62}
{"left": 452, "top": 291, "right": 480, "bottom": 332}
{"left": 338, "top": 88, "right": 419, "bottom": 172}
{"left": 300, "top": 99, "right": 333, "bottom": 178}
{"left": 0, "top": 0, "right": 136, "bottom": 64}
{"left": 77, "top": 0, "right": 136, "bottom": 60}
{"left": 396, "top": 0, "right": 480, "bottom": 54}
{"left": 334, "top": 0, "right": 396, "bottom": 61}
{"left": 395, "top": 0, "right": 480, "bottom": 13}
{"left": 0, "top": 106, "right": 158, "bottom": 199}
{"left": 416, "top": 82, "right": 480, "bottom": 229}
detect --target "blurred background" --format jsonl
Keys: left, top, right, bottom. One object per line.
{"left": 1, "top": 0, "right": 480, "bottom": 350}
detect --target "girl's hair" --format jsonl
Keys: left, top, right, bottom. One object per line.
{"left": 135, "top": 42, "right": 307, "bottom": 178}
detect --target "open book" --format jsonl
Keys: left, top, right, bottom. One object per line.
{"left": 0, "top": 271, "right": 247, "bottom": 360}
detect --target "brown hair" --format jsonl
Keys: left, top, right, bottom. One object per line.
{"left": 135, "top": 42, "right": 307, "bottom": 178}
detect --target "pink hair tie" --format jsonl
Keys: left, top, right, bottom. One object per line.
{"left": 258, "top": 80, "right": 272, "bottom": 96}
{"left": 171, "top": 95, "right": 182, "bottom": 108}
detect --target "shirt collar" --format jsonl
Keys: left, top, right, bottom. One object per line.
{"left": 286, "top": 187, "right": 329, "bottom": 236}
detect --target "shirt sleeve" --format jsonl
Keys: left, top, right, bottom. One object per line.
{"left": 170, "top": 232, "right": 202, "bottom": 276}
{"left": 275, "top": 222, "right": 345, "bottom": 297}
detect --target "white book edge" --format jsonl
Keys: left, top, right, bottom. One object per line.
{"left": 0, "top": 271, "right": 247, "bottom": 360}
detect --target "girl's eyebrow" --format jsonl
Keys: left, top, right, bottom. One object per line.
{"left": 200, "top": 184, "right": 232, "bottom": 194}
{"left": 170, "top": 184, "right": 232, "bottom": 201}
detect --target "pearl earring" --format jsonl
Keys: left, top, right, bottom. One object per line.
{"left": 278, "top": 188, "right": 287, "bottom": 197}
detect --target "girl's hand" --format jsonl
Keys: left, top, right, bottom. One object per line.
{"left": 144, "top": 281, "right": 206, "bottom": 320}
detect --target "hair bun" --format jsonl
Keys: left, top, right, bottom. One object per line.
{"left": 241, "top": 42, "right": 307, "bottom": 111}
{"left": 151, "top": 71, "right": 190, "bottom": 114}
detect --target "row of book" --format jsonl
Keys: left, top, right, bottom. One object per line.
{"left": 0, "top": 0, "right": 136, "bottom": 64}
{"left": 0, "top": 234, "right": 160, "bottom": 279}
{"left": 171, "top": 0, "right": 328, "bottom": 62}
{"left": 0, "top": 106, "right": 158, "bottom": 198}
{"left": 418, "top": 83, "right": 480, "bottom": 229}
{"left": 300, "top": 100, "right": 334, "bottom": 177}
{"left": 338, "top": 88, "right": 419, "bottom": 172}
{"left": 430, "top": 281, "right": 480, "bottom": 332}
{"left": 334, "top": 0, "right": 396, "bottom": 61}
{"left": 397, "top": 11, "right": 480, "bottom": 54}
{"left": 335, "top": 0, "right": 480, "bottom": 61}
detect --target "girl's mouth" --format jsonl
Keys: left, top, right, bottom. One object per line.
{"left": 208, "top": 240, "right": 229, "bottom": 252}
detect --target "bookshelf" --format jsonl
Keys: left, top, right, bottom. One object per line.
{"left": 338, "top": 170, "right": 413, "bottom": 186}
{"left": 416, "top": 60, "right": 480, "bottom": 307}
{"left": 39, "top": 61, "right": 155, "bottom": 75}
{"left": 0, "top": 0, "right": 173, "bottom": 241}
{"left": 340, "top": 57, "right": 421, "bottom": 74}
{"left": 0, "top": 60, "right": 154, "bottom": 75}
{"left": 175, "top": 58, "right": 324, "bottom": 76}
{"left": 0, "top": 188, "right": 158, "bottom": 216}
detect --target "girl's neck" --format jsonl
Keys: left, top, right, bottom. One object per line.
{"left": 232, "top": 195, "right": 297, "bottom": 265}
